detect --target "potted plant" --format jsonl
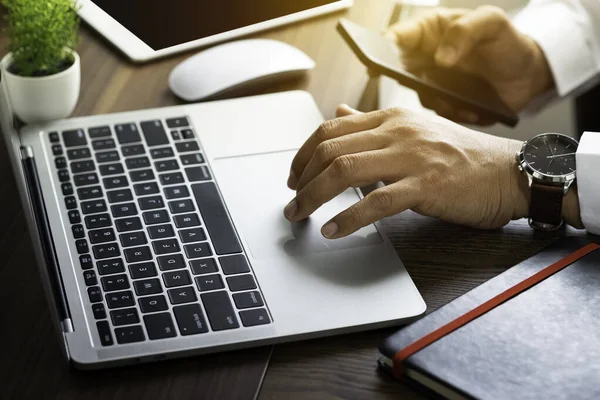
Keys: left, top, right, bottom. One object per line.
{"left": 1, "top": 0, "right": 81, "bottom": 124}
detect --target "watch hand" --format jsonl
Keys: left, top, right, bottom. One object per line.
{"left": 546, "top": 152, "right": 576, "bottom": 159}
{"left": 545, "top": 141, "right": 555, "bottom": 156}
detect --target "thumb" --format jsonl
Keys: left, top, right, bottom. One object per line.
{"left": 335, "top": 104, "right": 362, "bottom": 118}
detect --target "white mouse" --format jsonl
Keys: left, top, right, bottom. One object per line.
{"left": 168, "top": 39, "right": 315, "bottom": 102}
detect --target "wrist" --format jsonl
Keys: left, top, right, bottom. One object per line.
{"left": 527, "top": 37, "right": 555, "bottom": 99}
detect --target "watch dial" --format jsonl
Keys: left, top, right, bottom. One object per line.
{"left": 523, "top": 134, "right": 578, "bottom": 176}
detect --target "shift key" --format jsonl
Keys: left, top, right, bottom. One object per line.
{"left": 201, "top": 291, "right": 239, "bottom": 331}
{"left": 173, "top": 304, "right": 209, "bottom": 335}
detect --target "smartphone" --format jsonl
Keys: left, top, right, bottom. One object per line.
{"left": 336, "top": 18, "right": 519, "bottom": 127}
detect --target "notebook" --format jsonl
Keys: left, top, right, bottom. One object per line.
{"left": 378, "top": 237, "right": 600, "bottom": 400}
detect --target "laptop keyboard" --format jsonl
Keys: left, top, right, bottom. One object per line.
{"left": 49, "top": 116, "right": 271, "bottom": 346}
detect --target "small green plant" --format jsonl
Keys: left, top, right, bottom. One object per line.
{"left": 2, "top": 0, "right": 80, "bottom": 77}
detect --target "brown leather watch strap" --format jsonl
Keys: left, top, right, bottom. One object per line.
{"left": 529, "top": 182, "right": 564, "bottom": 230}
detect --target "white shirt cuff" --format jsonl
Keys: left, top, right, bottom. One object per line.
{"left": 576, "top": 131, "right": 600, "bottom": 235}
{"left": 513, "top": 2, "right": 598, "bottom": 96}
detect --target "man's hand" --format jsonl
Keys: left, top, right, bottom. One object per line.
{"left": 387, "top": 6, "right": 554, "bottom": 124}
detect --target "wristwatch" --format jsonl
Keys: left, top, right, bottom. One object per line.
{"left": 517, "top": 133, "right": 579, "bottom": 231}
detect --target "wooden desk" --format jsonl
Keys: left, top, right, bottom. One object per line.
{"left": 0, "top": 1, "right": 590, "bottom": 399}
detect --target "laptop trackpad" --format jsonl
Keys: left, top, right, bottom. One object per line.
{"left": 213, "top": 151, "right": 383, "bottom": 260}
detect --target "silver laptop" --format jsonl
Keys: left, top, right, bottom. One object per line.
{"left": 0, "top": 76, "right": 425, "bottom": 369}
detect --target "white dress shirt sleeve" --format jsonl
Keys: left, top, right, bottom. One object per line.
{"left": 576, "top": 132, "right": 600, "bottom": 235}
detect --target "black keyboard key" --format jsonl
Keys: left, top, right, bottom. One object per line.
{"left": 63, "top": 129, "right": 87, "bottom": 147}
{"left": 97, "top": 321, "right": 114, "bottom": 346}
{"left": 97, "top": 258, "right": 125, "bottom": 275}
{"left": 106, "top": 290, "right": 135, "bottom": 309}
{"left": 93, "top": 243, "right": 120, "bottom": 259}
{"left": 85, "top": 213, "right": 111, "bottom": 229}
{"left": 192, "top": 183, "right": 242, "bottom": 255}
{"left": 190, "top": 258, "right": 218, "bottom": 275}
{"left": 128, "top": 262, "right": 157, "bottom": 279}
{"left": 143, "top": 210, "right": 170, "bottom": 225}
{"left": 99, "top": 163, "right": 124, "bottom": 176}
{"left": 101, "top": 274, "right": 130, "bottom": 292}
{"left": 152, "top": 239, "right": 180, "bottom": 255}
{"left": 179, "top": 227, "right": 206, "bottom": 243}
{"left": 124, "top": 246, "right": 152, "bottom": 263}
{"left": 166, "top": 117, "right": 189, "bottom": 128}
{"left": 133, "top": 278, "right": 162, "bottom": 295}
{"left": 81, "top": 199, "right": 107, "bottom": 215}
{"left": 61, "top": 182, "right": 74, "bottom": 195}
{"left": 95, "top": 150, "right": 120, "bottom": 163}
{"left": 171, "top": 131, "right": 181, "bottom": 140}
{"left": 181, "top": 129, "right": 195, "bottom": 139}
{"left": 103, "top": 175, "right": 128, "bottom": 189}
{"left": 144, "top": 312, "right": 177, "bottom": 340}
{"left": 76, "top": 239, "right": 89, "bottom": 255}
{"left": 89, "top": 228, "right": 116, "bottom": 244}
{"left": 68, "top": 210, "right": 81, "bottom": 224}
{"left": 83, "top": 270, "right": 97, "bottom": 286}
{"left": 120, "top": 231, "right": 147, "bottom": 247}
{"left": 110, "top": 308, "right": 139, "bottom": 326}
{"left": 49, "top": 131, "right": 60, "bottom": 142}
{"left": 88, "top": 286, "right": 102, "bottom": 303}
{"left": 55, "top": 157, "right": 67, "bottom": 169}
{"left": 150, "top": 147, "right": 174, "bottom": 159}
{"left": 52, "top": 144, "right": 63, "bottom": 156}
{"left": 139, "top": 196, "right": 164, "bottom": 210}
{"left": 163, "top": 270, "right": 191, "bottom": 288}
{"left": 164, "top": 185, "right": 189, "bottom": 199}
{"left": 168, "top": 199, "right": 195, "bottom": 214}
{"left": 64, "top": 196, "right": 77, "bottom": 210}
{"left": 67, "top": 147, "right": 91, "bottom": 160}
{"left": 111, "top": 202, "right": 137, "bottom": 218}
{"left": 79, "top": 254, "right": 93, "bottom": 270}
{"left": 155, "top": 159, "right": 179, "bottom": 172}
{"left": 157, "top": 253, "right": 185, "bottom": 271}
{"left": 180, "top": 153, "right": 205, "bottom": 166}
{"left": 134, "top": 182, "right": 159, "bottom": 196}
{"left": 115, "top": 216, "right": 142, "bottom": 232}
{"left": 92, "top": 138, "right": 116, "bottom": 151}
{"left": 168, "top": 287, "right": 197, "bottom": 305}
{"left": 58, "top": 170, "right": 70, "bottom": 182}
{"left": 195, "top": 274, "right": 224, "bottom": 292}
{"left": 121, "top": 144, "right": 145, "bottom": 157}
{"left": 77, "top": 186, "right": 103, "bottom": 200}
{"left": 185, "top": 166, "right": 211, "bottom": 182}
{"left": 107, "top": 188, "right": 133, "bottom": 203}
{"left": 173, "top": 213, "right": 200, "bottom": 228}
{"left": 114, "top": 325, "right": 145, "bottom": 344}
{"left": 227, "top": 274, "right": 257, "bottom": 292}
{"left": 176, "top": 141, "right": 200, "bottom": 153}
{"left": 141, "top": 120, "right": 169, "bottom": 146}
{"left": 233, "top": 291, "right": 264, "bottom": 309}
{"left": 89, "top": 126, "right": 111, "bottom": 138}
{"left": 74, "top": 172, "right": 99, "bottom": 187}
{"left": 201, "top": 291, "right": 239, "bottom": 331}
{"left": 173, "top": 304, "right": 209, "bottom": 335}
{"left": 159, "top": 172, "right": 184, "bottom": 186}
{"left": 184, "top": 242, "right": 212, "bottom": 259}
{"left": 125, "top": 156, "right": 150, "bottom": 170}
{"left": 239, "top": 309, "right": 270, "bottom": 327}
{"left": 139, "top": 295, "right": 168, "bottom": 313}
{"left": 219, "top": 255, "right": 250, "bottom": 275}
{"left": 148, "top": 224, "right": 175, "bottom": 239}
{"left": 92, "top": 303, "right": 107, "bottom": 319}
{"left": 115, "top": 123, "right": 141, "bottom": 144}
{"left": 130, "top": 169, "right": 155, "bottom": 182}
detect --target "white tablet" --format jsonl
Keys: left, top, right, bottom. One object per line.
{"left": 78, "top": 0, "right": 353, "bottom": 63}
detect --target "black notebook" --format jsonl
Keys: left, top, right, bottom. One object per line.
{"left": 379, "top": 237, "right": 600, "bottom": 400}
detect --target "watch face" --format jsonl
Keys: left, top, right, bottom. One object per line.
{"left": 523, "top": 134, "right": 578, "bottom": 176}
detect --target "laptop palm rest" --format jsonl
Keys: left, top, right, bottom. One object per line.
{"left": 213, "top": 150, "right": 382, "bottom": 261}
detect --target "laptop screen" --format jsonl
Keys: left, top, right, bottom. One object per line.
{"left": 92, "top": 0, "right": 340, "bottom": 51}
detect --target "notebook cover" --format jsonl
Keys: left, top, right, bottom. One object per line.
{"left": 379, "top": 236, "right": 600, "bottom": 400}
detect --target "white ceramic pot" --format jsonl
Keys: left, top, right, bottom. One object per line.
{"left": 0, "top": 50, "right": 80, "bottom": 124}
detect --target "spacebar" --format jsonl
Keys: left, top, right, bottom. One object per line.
{"left": 191, "top": 182, "right": 242, "bottom": 255}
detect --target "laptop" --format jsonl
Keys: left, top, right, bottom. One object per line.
{"left": 0, "top": 76, "right": 425, "bottom": 368}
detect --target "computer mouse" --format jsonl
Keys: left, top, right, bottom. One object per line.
{"left": 169, "top": 39, "right": 315, "bottom": 102}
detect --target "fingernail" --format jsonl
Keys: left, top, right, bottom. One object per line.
{"left": 321, "top": 222, "right": 339, "bottom": 238}
{"left": 459, "top": 110, "right": 479, "bottom": 123}
{"left": 284, "top": 199, "right": 297, "bottom": 220}
{"left": 435, "top": 45, "right": 457, "bottom": 66}
{"left": 287, "top": 170, "right": 297, "bottom": 189}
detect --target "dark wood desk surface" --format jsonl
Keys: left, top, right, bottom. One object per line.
{"left": 0, "top": 1, "right": 589, "bottom": 399}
